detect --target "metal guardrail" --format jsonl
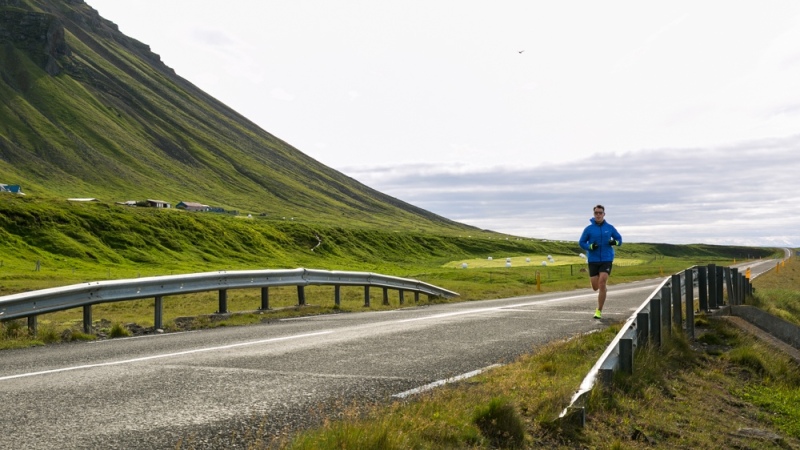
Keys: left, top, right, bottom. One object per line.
{"left": 559, "top": 262, "right": 760, "bottom": 426}
{"left": 0, "top": 268, "right": 459, "bottom": 333}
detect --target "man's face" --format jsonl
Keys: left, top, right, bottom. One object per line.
{"left": 593, "top": 209, "right": 605, "bottom": 221}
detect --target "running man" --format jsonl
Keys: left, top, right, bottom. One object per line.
{"left": 579, "top": 204, "right": 622, "bottom": 319}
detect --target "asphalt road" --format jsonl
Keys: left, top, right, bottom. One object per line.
{"left": 0, "top": 259, "right": 779, "bottom": 449}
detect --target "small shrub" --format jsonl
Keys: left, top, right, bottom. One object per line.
{"left": 2, "top": 320, "right": 26, "bottom": 339}
{"left": 694, "top": 314, "right": 710, "bottom": 327}
{"left": 473, "top": 397, "right": 525, "bottom": 448}
{"left": 62, "top": 329, "right": 96, "bottom": 342}
{"left": 37, "top": 326, "right": 60, "bottom": 344}
{"left": 697, "top": 332, "right": 724, "bottom": 346}
{"left": 108, "top": 323, "right": 131, "bottom": 338}
{"left": 726, "top": 348, "right": 766, "bottom": 376}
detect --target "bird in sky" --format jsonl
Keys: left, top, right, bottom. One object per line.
{"left": 518, "top": 50, "right": 524, "bottom": 54}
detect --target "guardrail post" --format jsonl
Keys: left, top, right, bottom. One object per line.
{"left": 83, "top": 305, "right": 92, "bottom": 334}
{"left": 297, "top": 286, "right": 306, "bottom": 306}
{"left": 154, "top": 296, "right": 163, "bottom": 330}
{"left": 671, "top": 275, "right": 682, "bottom": 332}
{"left": 414, "top": 291, "right": 420, "bottom": 303}
{"left": 738, "top": 271, "right": 747, "bottom": 304}
{"left": 716, "top": 266, "right": 724, "bottom": 306}
{"left": 382, "top": 287, "right": 389, "bottom": 306}
{"left": 334, "top": 285, "right": 341, "bottom": 306}
{"left": 620, "top": 338, "right": 633, "bottom": 374}
{"left": 364, "top": 286, "right": 370, "bottom": 307}
{"left": 697, "top": 266, "right": 708, "bottom": 311}
{"left": 27, "top": 315, "right": 37, "bottom": 336}
{"left": 730, "top": 268, "right": 739, "bottom": 305}
{"left": 650, "top": 298, "right": 662, "bottom": 347}
{"left": 261, "top": 287, "right": 270, "bottom": 310}
{"left": 684, "top": 269, "right": 694, "bottom": 339}
{"left": 723, "top": 267, "right": 733, "bottom": 306}
{"left": 637, "top": 312, "right": 649, "bottom": 346}
{"left": 661, "top": 286, "right": 671, "bottom": 336}
{"left": 218, "top": 289, "right": 228, "bottom": 314}
{"left": 744, "top": 275, "right": 752, "bottom": 301}
{"left": 707, "top": 264, "right": 717, "bottom": 309}
{"left": 399, "top": 289, "right": 405, "bottom": 305}
{"left": 599, "top": 367, "right": 613, "bottom": 387}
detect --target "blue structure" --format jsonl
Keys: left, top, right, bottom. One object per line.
{"left": 0, "top": 184, "right": 24, "bottom": 194}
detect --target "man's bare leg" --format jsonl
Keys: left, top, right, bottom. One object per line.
{"left": 595, "top": 272, "right": 609, "bottom": 311}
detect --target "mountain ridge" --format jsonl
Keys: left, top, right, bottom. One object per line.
{"left": 0, "top": 0, "right": 472, "bottom": 231}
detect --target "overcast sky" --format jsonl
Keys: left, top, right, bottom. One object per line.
{"left": 85, "top": 1, "right": 800, "bottom": 247}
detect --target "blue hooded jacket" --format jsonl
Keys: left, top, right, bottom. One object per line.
{"left": 579, "top": 218, "right": 622, "bottom": 263}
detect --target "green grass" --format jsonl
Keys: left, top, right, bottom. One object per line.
{"left": 751, "top": 257, "right": 800, "bottom": 326}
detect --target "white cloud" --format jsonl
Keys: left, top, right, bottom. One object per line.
{"left": 270, "top": 88, "right": 295, "bottom": 102}
{"left": 343, "top": 136, "right": 800, "bottom": 247}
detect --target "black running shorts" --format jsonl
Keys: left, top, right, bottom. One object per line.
{"left": 588, "top": 262, "right": 613, "bottom": 277}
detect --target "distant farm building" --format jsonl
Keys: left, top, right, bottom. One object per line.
{"left": 146, "top": 199, "right": 171, "bottom": 208}
{"left": 176, "top": 201, "right": 210, "bottom": 212}
{"left": 67, "top": 198, "right": 99, "bottom": 202}
{"left": 0, "top": 184, "right": 24, "bottom": 195}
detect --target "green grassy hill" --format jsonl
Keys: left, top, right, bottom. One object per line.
{"left": 0, "top": 0, "right": 464, "bottom": 230}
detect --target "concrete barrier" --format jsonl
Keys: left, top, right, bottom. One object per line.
{"left": 728, "top": 305, "right": 800, "bottom": 349}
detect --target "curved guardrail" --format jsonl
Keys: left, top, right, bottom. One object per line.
{"left": 558, "top": 261, "right": 765, "bottom": 426}
{"left": 0, "top": 268, "right": 459, "bottom": 332}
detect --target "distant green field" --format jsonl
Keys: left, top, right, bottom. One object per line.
{"left": 442, "top": 255, "right": 645, "bottom": 268}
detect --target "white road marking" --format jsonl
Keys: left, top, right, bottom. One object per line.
{"left": 0, "top": 330, "right": 334, "bottom": 382}
{"left": 392, "top": 364, "right": 503, "bottom": 399}
{"left": 395, "top": 283, "right": 655, "bottom": 324}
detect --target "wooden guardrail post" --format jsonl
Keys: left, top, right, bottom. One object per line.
{"left": 382, "top": 287, "right": 389, "bottom": 306}
{"left": 364, "top": 286, "right": 370, "bottom": 307}
{"left": 261, "top": 287, "right": 270, "bottom": 310}
{"left": 684, "top": 268, "right": 694, "bottom": 339}
{"left": 154, "top": 296, "right": 163, "bottom": 330}
{"left": 731, "top": 268, "right": 739, "bottom": 305}
{"left": 297, "top": 285, "right": 306, "bottom": 306}
{"left": 334, "top": 285, "right": 341, "bottom": 306}
{"left": 218, "top": 289, "right": 228, "bottom": 314}
{"left": 414, "top": 291, "right": 420, "bottom": 303}
{"left": 399, "top": 289, "right": 405, "bottom": 305}
{"left": 697, "top": 266, "right": 708, "bottom": 311}
{"left": 715, "top": 266, "right": 724, "bottom": 306}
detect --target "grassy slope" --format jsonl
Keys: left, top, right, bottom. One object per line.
{"left": 0, "top": 196, "right": 779, "bottom": 295}
{"left": 0, "top": 0, "right": 465, "bottom": 230}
